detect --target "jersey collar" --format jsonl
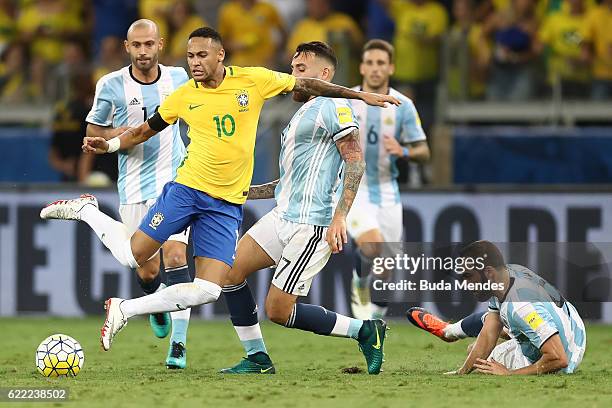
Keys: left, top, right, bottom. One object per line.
{"left": 129, "top": 65, "right": 162, "bottom": 85}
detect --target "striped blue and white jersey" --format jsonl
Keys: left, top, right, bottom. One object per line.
{"left": 275, "top": 97, "right": 358, "bottom": 226}
{"left": 488, "top": 264, "right": 587, "bottom": 373}
{"left": 349, "top": 87, "right": 425, "bottom": 206}
{"left": 86, "top": 64, "right": 189, "bottom": 204}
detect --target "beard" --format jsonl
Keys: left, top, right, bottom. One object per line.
{"left": 292, "top": 90, "right": 309, "bottom": 102}
{"left": 134, "top": 57, "right": 155, "bottom": 72}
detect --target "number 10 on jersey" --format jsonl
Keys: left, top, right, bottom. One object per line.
{"left": 213, "top": 114, "right": 236, "bottom": 138}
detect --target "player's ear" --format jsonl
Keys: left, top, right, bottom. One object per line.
{"left": 389, "top": 63, "right": 395, "bottom": 76}
{"left": 218, "top": 47, "right": 225, "bottom": 63}
{"left": 123, "top": 40, "right": 130, "bottom": 54}
{"left": 158, "top": 37, "right": 165, "bottom": 51}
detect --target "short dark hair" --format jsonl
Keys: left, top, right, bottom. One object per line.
{"left": 189, "top": 27, "right": 223, "bottom": 45}
{"left": 294, "top": 41, "right": 337, "bottom": 69}
{"left": 459, "top": 240, "right": 505, "bottom": 270}
{"left": 362, "top": 39, "right": 394, "bottom": 62}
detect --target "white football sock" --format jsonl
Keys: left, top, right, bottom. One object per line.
{"left": 80, "top": 205, "right": 139, "bottom": 268}
{"left": 444, "top": 320, "right": 468, "bottom": 340}
{"left": 120, "top": 278, "right": 221, "bottom": 318}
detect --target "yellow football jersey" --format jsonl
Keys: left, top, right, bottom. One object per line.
{"left": 157, "top": 66, "right": 296, "bottom": 204}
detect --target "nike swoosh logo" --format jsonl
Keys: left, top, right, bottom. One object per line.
{"left": 188, "top": 103, "right": 204, "bottom": 110}
{"left": 260, "top": 367, "right": 273, "bottom": 373}
{"left": 373, "top": 327, "right": 381, "bottom": 350}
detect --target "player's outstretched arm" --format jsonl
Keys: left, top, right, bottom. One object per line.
{"left": 327, "top": 129, "right": 366, "bottom": 253}
{"left": 452, "top": 312, "right": 503, "bottom": 375}
{"left": 293, "top": 78, "right": 401, "bottom": 107}
{"left": 82, "top": 122, "right": 158, "bottom": 154}
{"left": 474, "top": 334, "right": 569, "bottom": 375}
{"left": 248, "top": 179, "right": 279, "bottom": 200}
{"left": 86, "top": 124, "right": 131, "bottom": 141}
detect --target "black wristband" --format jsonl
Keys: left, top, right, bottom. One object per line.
{"left": 147, "top": 112, "right": 171, "bottom": 132}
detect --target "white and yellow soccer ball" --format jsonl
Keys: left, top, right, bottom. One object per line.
{"left": 35, "top": 334, "right": 84, "bottom": 377}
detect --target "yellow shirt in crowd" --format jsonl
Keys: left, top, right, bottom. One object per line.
{"left": 16, "top": 3, "right": 82, "bottom": 63}
{"left": 219, "top": 1, "right": 285, "bottom": 67}
{"left": 158, "top": 66, "right": 295, "bottom": 204}
{"left": 287, "top": 12, "right": 362, "bottom": 58}
{"left": 584, "top": 5, "right": 612, "bottom": 80}
{"left": 168, "top": 15, "right": 208, "bottom": 63}
{"left": 539, "top": 10, "right": 590, "bottom": 82}
{"left": 391, "top": 0, "right": 448, "bottom": 82}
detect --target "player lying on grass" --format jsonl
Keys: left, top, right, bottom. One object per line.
{"left": 412, "top": 241, "right": 586, "bottom": 375}
{"left": 219, "top": 41, "right": 386, "bottom": 375}
{"left": 39, "top": 28, "right": 399, "bottom": 366}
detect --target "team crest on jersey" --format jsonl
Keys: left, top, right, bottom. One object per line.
{"left": 236, "top": 90, "right": 249, "bottom": 112}
{"left": 384, "top": 116, "right": 395, "bottom": 126}
{"left": 149, "top": 212, "right": 164, "bottom": 230}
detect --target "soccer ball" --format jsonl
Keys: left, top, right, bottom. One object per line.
{"left": 35, "top": 334, "right": 84, "bottom": 377}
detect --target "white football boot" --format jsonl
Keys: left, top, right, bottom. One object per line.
{"left": 100, "top": 298, "right": 128, "bottom": 351}
{"left": 40, "top": 194, "right": 98, "bottom": 220}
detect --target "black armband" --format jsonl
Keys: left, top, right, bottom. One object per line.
{"left": 147, "top": 112, "right": 171, "bottom": 132}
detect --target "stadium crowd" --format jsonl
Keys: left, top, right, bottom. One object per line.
{"left": 0, "top": 0, "right": 611, "bottom": 182}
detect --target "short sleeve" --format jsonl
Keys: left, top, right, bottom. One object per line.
{"left": 488, "top": 298, "right": 500, "bottom": 313}
{"left": 249, "top": 67, "right": 296, "bottom": 99}
{"left": 157, "top": 85, "right": 184, "bottom": 125}
{"left": 509, "top": 303, "right": 559, "bottom": 349}
{"left": 322, "top": 99, "right": 359, "bottom": 142}
{"left": 399, "top": 99, "right": 426, "bottom": 144}
{"left": 86, "top": 77, "right": 115, "bottom": 126}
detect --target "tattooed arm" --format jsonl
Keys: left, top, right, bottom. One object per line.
{"left": 248, "top": 179, "right": 279, "bottom": 200}
{"left": 293, "top": 78, "right": 401, "bottom": 107}
{"left": 326, "top": 128, "right": 366, "bottom": 253}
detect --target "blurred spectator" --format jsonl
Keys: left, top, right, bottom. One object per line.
{"left": 332, "top": 0, "right": 368, "bottom": 26}
{"left": 218, "top": 0, "right": 285, "bottom": 68}
{"left": 0, "top": 0, "right": 15, "bottom": 55}
{"left": 93, "top": 36, "right": 126, "bottom": 84}
{"left": 49, "top": 72, "right": 117, "bottom": 184}
{"left": 16, "top": 0, "right": 83, "bottom": 65}
{"left": 537, "top": 0, "right": 590, "bottom": 98}
{"left": 367, "top": 0, "right": 395, "bottom": 42}
{"left": 383, "top": 0, "right": 448, "bottom": 130}
{"left": 584, "top": 0, "right": 612, "bottom": 100}
{"left": 165, "top": 0, "right": 207, "bottom": 67}
{"left": 93, "top": 0, "right": 138, "bottom": 58}
{"left": 48, "top": 72, "right": 91, "bottom": 182}
{"left": 0, "top": 42, "right": 29, "bottom": 103}
{"left": 483, "top": 0, "right": 539, "bottom": 101}
{"left": 266, "top": 0, "right": 306, "bottom": 28}
{"left": 139, "top": 0, "right": 173, "bottom": 41}
{"left": 288, "top": 0, "right": 363, "bottom": 84}
{"left": 50, "top": 39, "right": 89, "bottom": 102}
{"left": 446, "top": 0, "right": 490, "bottom": 100}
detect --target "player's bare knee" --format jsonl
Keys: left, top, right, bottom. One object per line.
{"left": 136, "top": 261, "right": 159, "bottom": 282}
{"left": 131, "top": 246, "right": 153, "bottom": 267}
{"left": 163, "top": 247, "right": 187, "bottom": 268}
{"left": 265, "top": 296, "right": 292, "bottom": 325}
{"left": 224, "top": 267, "right": 247, "bottom": 286}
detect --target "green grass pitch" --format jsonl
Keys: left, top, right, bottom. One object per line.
{"left": 1, "top": 318, "right": 611, "bottom": 408}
